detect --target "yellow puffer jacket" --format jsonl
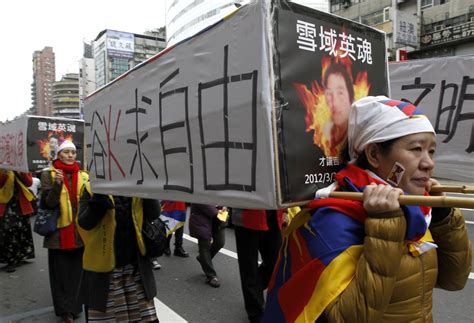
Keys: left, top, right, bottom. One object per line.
{"left": 324, "top": 208, "right": 472, "bottom": 323}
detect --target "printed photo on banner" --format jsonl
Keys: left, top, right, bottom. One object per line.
{"left": 275, "top": 3, "right": 389, "bottom": 203}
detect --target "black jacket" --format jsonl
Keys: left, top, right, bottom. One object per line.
{"left": 77, "top": 190, "right": 160, "bottom": 311}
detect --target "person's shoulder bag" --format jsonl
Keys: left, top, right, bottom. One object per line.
{"left": 142, "top": 216, "right": 168, "bottom": 258}
{"left": 33, "top": 206, "right": 59, "bottom": 236}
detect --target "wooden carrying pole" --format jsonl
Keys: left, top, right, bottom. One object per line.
{"left": 328, "top": 191, "right": 474, "bottom": 209}
{"left": 430, "top": 185, "right": 474, "bottom": 194}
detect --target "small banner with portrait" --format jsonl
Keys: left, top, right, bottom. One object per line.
{"left": 0, "top": 116, "right": 84, "bottom": 172}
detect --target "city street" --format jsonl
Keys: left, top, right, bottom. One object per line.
{"left": 1, "top": 0, "right": 473, "bottom": 321}
{"left": 1, "top": 195, "right": 473, "bottom": 323}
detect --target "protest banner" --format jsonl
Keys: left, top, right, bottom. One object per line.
{"left": 276, "top": 2, "right": 388, "bottom": 203}
{"left": 0, "top": 116, "right": 84, "bottom": 172}
{"left": 389, "top": 56, "right": 474, "bottom": 182}
{"left": 84, "top": 0, "right": 388, "bottom": 208}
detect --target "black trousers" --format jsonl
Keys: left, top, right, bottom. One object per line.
{"left": 48, "top": 248, "right": 83, "bottom": 317}
{"left": 197, "top": 219, "right": 226, "bottom": 279}
{"left": 234, "top": 211, "right": 282, "bottom": 322}
{"left": 167, "top": 225, "right": 184, "bottom": 248}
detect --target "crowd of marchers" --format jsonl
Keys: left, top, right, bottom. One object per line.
{"left": 1, "top": 95, "right": 472, "bottom": 323}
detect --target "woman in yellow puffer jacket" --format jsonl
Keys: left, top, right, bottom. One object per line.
{"left": 263, "top": 96, "right": 472, "bottom": 323}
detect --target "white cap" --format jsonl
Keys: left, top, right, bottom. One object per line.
{"left": 348, "top": 96, "right": 435, "bottom": 162}
{"left": 56, "top": 140, "right": 76, "bottom": 154}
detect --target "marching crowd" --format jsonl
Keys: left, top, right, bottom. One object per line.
{"left": 1, "top": 95, "right": 472, "bottom": 323}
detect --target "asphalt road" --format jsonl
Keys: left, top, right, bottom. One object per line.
{"left": 1, "top": 201, "right": 473, "bottom": 322}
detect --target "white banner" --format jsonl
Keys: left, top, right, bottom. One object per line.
{"left": 85, "top": 1, "right": 387, "bottom": 208}
{"left": 389, "top": 56, "right": 474, "bottom": 182}
{"left": 0, "top": 117, "right": 27, "bottom": 172}
{"left": 85, "top": 2, "right": 276, "bottom": 209}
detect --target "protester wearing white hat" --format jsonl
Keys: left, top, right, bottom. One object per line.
{"left": 56, "top": 140, "right": 76, "bottom": 154}
{"left": 55, "top": 140, "right": 77, "bottom": 168}
{"left": 263, "top": 96, "right": 471, "bottom": 323}
{"left": 40, "top": 139, "right": 88, "bottom": 322}
{"left": 347, "top": 95, "right": 437, "bottom": 196}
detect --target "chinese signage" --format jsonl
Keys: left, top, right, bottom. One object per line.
{"left": 85, "top": 1, "right": 273, "bottom": 208}
{"left": 390, "top": 56, "right": 474, "bottom": 182}
{"left": 0, "top": 118, "right": 26, "bottom": 171}
{"left": 0, "top": 116, "right": 84, "bottom": 172}
{"left": 84, "top": 1, "right": 387, "bottom": 208}
{"left": 394, "top": 9, "right": 419, "bottom": 47}
{"left": 277, "top": 2, "right": 388, "bottom": 203}
{"left": 107, "top": 30, "right": 134, "bottom": 58}
{"left": 420, "top": 21, "right": 474, "bottom": 48}
{"left": 296, "top": 20, "right": 374, "bottom": 64}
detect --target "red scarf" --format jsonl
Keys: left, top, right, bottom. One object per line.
{"left": 53, "top": 159, "right": 80, "bottom": 250}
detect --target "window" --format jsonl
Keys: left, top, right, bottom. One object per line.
{"left": 95, "top": 52, "right": 106, "bottom": 86}
{"left": 111, "top": 58, "right": 130, "bottom": 80}
{"left": 169, "top": 0, "right": 205, "bottom": 26}
{"left": 331, "top": 3, "right": 342, "bottom": 12}
{"left": 383, "top": 7, "right": 391, "bottom": 22}
{"left": 361, "top": 10, "right": 385, "bottom": 26}
{"left": 421, "top": 0, "right": 433, "bottom": 8}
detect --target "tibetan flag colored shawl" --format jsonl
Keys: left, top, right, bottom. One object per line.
{"left": 160, "top": 200, "right": 187, "bottom": 236}
{"left": 263, "top": 164, "right": 431, "bottom": 323}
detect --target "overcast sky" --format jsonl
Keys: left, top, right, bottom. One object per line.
{"left": 0, "top": 0, "right": 166, "bottom": 122}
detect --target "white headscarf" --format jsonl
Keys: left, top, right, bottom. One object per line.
{"left": 348, "top": 96, "right": 435, "bottom": 162}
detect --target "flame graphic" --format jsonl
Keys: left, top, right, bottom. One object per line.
{"left": 354, "top": 71, "right": 370, "bottom": 102}
{"left": 36, "top": 132, "right": 74, "bottom": 160}
{"left": 294, "top": 55, "right": 371, "bottom": 157}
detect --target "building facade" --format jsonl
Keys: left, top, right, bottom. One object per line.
{"left": 165, "top": 0, "right": 329, "bottom": 47}
{"left": 412, "top": 0, "right": 474, "bottom": 59}
{"left": 92, "top": 29, "right": 166, "bottom": 87}
{"left": 79, "top": 42, "right": 96, "bottom": 118}
{"left": 293, "top": 0, "right": 329, "bottom": 12}
{"left": 165, "top": 0, "right": 247, "bottom": 46}
{"left": 52, "top": 73, "right": 80, "bottom": 119}
{"left": 31, "top": 46, "right": 55, "bottom": 116}
{"left": 329, "top": 0, "right": 474, "bottom": 60}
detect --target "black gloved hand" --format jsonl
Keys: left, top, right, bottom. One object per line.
{"left": 89, "top": 193, "right": 114, "bottom": 210}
